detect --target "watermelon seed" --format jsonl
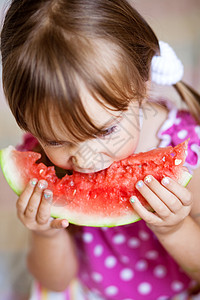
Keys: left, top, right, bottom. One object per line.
{"left": 175, "top": 159, "right": 182, "bottom": 165}
{"left": 162, "top": 156, "right": 166, "bottom": 162}
{"left": 73, "top": 189, "right": 77, "bottom": 196}
{"left": 138, "top": 165, "right": 142, "bottom": 168}
{"left": 39, "top": 169, "right": 45, "bottom": 174}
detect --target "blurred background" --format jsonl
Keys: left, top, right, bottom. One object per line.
{"left": 0, "top": 0, "right": 200, "bottom": 299}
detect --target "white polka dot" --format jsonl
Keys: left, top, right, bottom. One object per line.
{"left": 91, "top": 272, "right": 103, "bottom": 283}
{"left": 105, "top": 285, "right": 118, "bottom": 296}
{"left": 135, "top": 259, "right": 148, "bottom": 271}
{"left": 82, "top": 232, "right": 93, "bottom": 243}
{"left": 171, "top": 280, "right": 184, "bottom": 292}
{"left": 120, "top": 268, "right": 134, "bottom": 281}
{"left": 120, "top": 255, "right": 130, "bottom": 264}
{"left": 177, "top": 129, "right": 188, "bottom": 139}
{"left": 113, "top": 233, "right": 126, "bottom": 244}
{"left": 145, "top": 250, "right": 159, "bottom": 260}
{"left": 195, "top": 126, "right": 200, "bottom": 139}
{"left": 138, "top": 282, "right": 152, "bottom": 295}
{"left": 94, "top": 245, "right": 103, "bottom": 257}
{"left": 139, "top": 230, "right": 150, "bottom": 241}
{"left": 127, "top": 237, "right": 140, "bottom": 248}
{"left": 153, "top": 265, "right": 167, "bottom": 278}
{"left": 104, "top": 256, "right": 117, "bottom": 268}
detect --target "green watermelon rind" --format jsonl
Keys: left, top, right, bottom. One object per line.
{"left": 50, "top": 209, "right": 143, "bottom": 227}
{"left": 0, "top": 146, "right": 24, "bottom": 196}
{"left": 0, "top": 145, "right": 193, "bottom": 227}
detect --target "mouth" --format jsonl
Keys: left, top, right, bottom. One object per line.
{"left": 54, "top": 164, "right": 112, "bottom": 178}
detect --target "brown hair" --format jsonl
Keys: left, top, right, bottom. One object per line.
{"left": 1, "top": 0, "right": 200, "bottom": 145}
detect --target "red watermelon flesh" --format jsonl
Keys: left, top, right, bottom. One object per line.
{"left": 0, "top": 140, "right": 192, "bottom": 227}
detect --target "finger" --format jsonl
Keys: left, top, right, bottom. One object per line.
{"left": 135, "top": 180, "right": 171, "bottom": 219}
{"left": 144, "top": 175, "right": 182, "bottom": 213}
{"left": 161, "top": 177, "right": 192, "bottom": 206}
{"left": 25, "top": 180, "right": 48, "bottom": 219}
{"left": 16, "top": 178, "right": 38, "bottom": 215}
{"left": 50, "top": 218, "right": 69, "bottom": 229}
{"left": 129, "top": 196, "right": 162, "bottom": 225}
{"left": 36, "top": 189, "right": 53, "bottom": 225}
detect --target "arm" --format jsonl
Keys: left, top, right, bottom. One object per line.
{"left": 27, "top": 229, "right": 78, "bottom": 292}
{"left": 155, "top": 216, "right": 200, "bottom": 282}
{"left": 130, "top": 168, "right": 200, "bottom": 283}
{"left": 16, "top": 178, "right": 78, "bottom": 292}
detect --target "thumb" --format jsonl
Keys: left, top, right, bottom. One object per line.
{"left": 50, "top": 218, "right": 69, "bottom": 229}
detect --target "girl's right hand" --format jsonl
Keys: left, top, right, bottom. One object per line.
{"left": 16, "top": 178, "right": 69, "bottom": 238}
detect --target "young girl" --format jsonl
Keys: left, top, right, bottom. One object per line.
{"left": 1, "top": 0, "right": 200, "bottom": 299}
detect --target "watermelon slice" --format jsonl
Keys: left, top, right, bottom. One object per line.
{"left": 0, "top": 140, "right": 192, "bottom": 227}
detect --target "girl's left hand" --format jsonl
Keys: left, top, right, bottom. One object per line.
{"left": 130, "top": 175, "right": 193, "bottom": 235}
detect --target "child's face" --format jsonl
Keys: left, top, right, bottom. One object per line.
{"left": 38, "top": 87, "right": 141, "bottom": 174}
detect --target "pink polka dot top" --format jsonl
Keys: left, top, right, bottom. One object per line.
{"left": 73, "top": 101, "right": 200, "bottom": 300}
{"left": 17, "top": 100, "right": 200, "bottom": 300}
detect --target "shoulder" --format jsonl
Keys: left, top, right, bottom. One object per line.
{"left": 156, "top": 100, "right": 200, "bottom": 174}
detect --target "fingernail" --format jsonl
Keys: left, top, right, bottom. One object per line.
{"left": 162, "top": 177, "right": 170, "bottom": 185}
{"left": 62, "top": 220, "right": 69, "bottom": 227}
{"left": 130, "top": 196, "right": 138, "bottom": 204}
{"left": 144, "top": 175, "right": 152, "bottom": 184}
{"left": 136, "top": 180, "right": 143, "bottom": 188}
{"left": 30, "top": 178, "right": 38, "bottom": 186}
{"left": 43, "top": 189, "right": 53, "bottom": 200}
{"left": 38, "top": 180, "right": 48, "bottom": 189}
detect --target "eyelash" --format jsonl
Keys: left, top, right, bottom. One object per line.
{"left": 44, "top": 141, "right": 69, "bottom": 147}
{"left": 99, "top": 125, "right": 119, "bottom": 138}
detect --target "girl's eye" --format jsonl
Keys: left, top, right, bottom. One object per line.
{"left": 48, "top": 141, "right": 62, "bottom": 146}
{"left": 99, "top": 125, "right": 119, "bottom": 138}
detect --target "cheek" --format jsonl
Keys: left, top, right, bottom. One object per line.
{"left": 119, "top": 135, "right": 139, "bottom": 158}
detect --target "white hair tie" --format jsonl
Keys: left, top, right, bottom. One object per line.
{"left": 151, "top": 41, "right": 184, "bottom": 85}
